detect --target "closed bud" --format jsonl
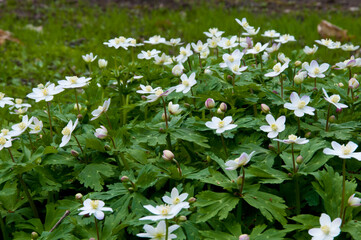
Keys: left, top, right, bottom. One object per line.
{"left": 77, "top": 114, "right": 83, "bottom": 120}
{"left": 71, "top": 150, "right": 79, "bottom": 157}
{"left": 296, "top": 155, "right": 303, "bottom": 164}
{"left": 294, "top": 60, "right": 302, "bottom": 67}
{"left": 75, "top": 193, "right": 83, "bottom": 200}
{"left": 178, "top": 216, "right": 187, "bottom": 222}
{"left": 272, "top": 90, "right": 278, "bottom": 95}
{"left": 294, "top": 74, "right": 304, "bottom": 84}
{"left": 162, "top": 150, "right": 174, "bottom": 161}
{"left": 336, "top": 108, "right": 342, "bottom": 113}
{"left": 89, "top": 238, "right": 96, "bottom": 240}
{"left": 206, "top": 155, "right": 211, "bottom": 162}
{"left": 338, "top": 82, "right": 344, "bottom": 87}
{"left": 261, "top": 103, "right": 270, "bottom": 114}
{"left": 204, "top": 67, "right": 212, "bottom": 75}
{"left": 98, "top": 59, "right": 108, "bottom": 68}
{"left": 329, "top": 115, "right": 336, "bottom": 123}
{"left": 236, "top": 176, "right": 243, "bottom": 185}
{"left": 220, "top": 102, "right": 227, "bottom": 112}
{"left": 31, "top": 232, "right": 39, "bottom": 239}
{"left": 348, "top": 194, "right": 361, "bottom": 207}
{"left": 162, "top": 113, "right": 170, "bottom": 121}
{"left": 104, "top": 145, "right": 111, "bottom": 151}
{"left": 159, "top": 127, "right": 165, "bottom": 133}
{"left": 268, "top": 144, "right": 275, "bottom": 150}
{"left": 184, "top": 103, "right": 191, "bottom": 108}
{"left": 172, "top": 64, "right": 184, "bottom": 76}
{"left": 128, "top": 187, "right": 134, "bottom": 191}
{"left": 349, "top": 78, "right": 359, "bottom": 89}
{"left": 35, "top": 157, "right": 42, "bottom": 164}
{"left": 239, "top": 234, "right": 250, "bottom": 240}
{"left": 141, "top": 95, "right": 147, "bottom": 100}
{"left": 227, "top": 75, "right": 233, "bottom": 80}
{"left": 205, "top": 98, "right": 215, "bottom": 109}
{"left": 188, "top": 197, "right": 196, "bottom": 203}
{"left": 217, "top": 108, "right": 223, "bottom": 115}
{"left": 74, "top": 103, "right": 82, "bottom": 111}
{"left": 305, "top": 132, "right": 312, "bottom": 138}
{"left": 121, "top": 176, "right": 129, "bottom": 182}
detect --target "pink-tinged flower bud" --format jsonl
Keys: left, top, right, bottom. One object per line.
{"left": 159, "top": 127, "right": 165, "bottom": 133}
{"left": 172, "top": 64, "right": 184, "bottom": 76}
{"left": 338, "top": 82, "right": 344, "bottom": 87}
{"left": 162, "top": 113, "right": 170, "bottom": 121}
{"left": 31, "top": 232, "right": 39, "bottom": 239}
{"left": 77, "top": 114, "right": 83, "bottom": 120}
{"left": 217, "top": 108, "right": 223, "bottom": 115}
{"left": 141, "top": 95, "right": 147, "bottom": 100}
{"left": 328, "top": 115, "right": 336, "bottom": 123}
{"left": 296, "top": 155, "right": 303, "bottom": 164}
{"left": 220, "top": 102, "right": 227, "bottom": 112}
{"left": 227, "top": 75, "right": 233, "bottom": 80}
{"left": 89, "top": 238, "right": 96, "bottom": 240}
{"left": 348, "top": 194, "right": 361, "bottom": 207}
{"left": 336, "top": 108, "right": 343, "bottom": 113}
{"left": 239, "top": 234, "right": 250, "bottom": 240}
{"left": 121, "top": 176, "right": 129, "bottom": 182}
{"left": 349, "top": 78, "right": 359, "bottom": 89}
{"left": 94, "top": 126, "right": 108, "bottom": 139}
{"left": 74, "top": 103, "right": 82, "bottom": 111}
{"left": 268, "top": 144, "right": 275, "bottom": 150}
{"left": 162, "top": 150, "right": 174, "bottom": 161}
{"left": 272, "top": 90, "right": 278, "bottom": 95}
{"left": 178, "top": 216, "right": 187, "bottom": 221}
{"left": 184, "top": 103, "right": 191, "bottom": 108}
{"left": 71, "top": 150, "right": 79, "bottom": 157}
{"left": 305, "top": 132, "right": 311, "bottom": 138}
{"left": 188, "top": 197, "right": 196, "bottom": 203}
{"left": 294, "top": 74, "right": 304, "bottom": 84}
{"left": 312, "top": 87, "right": 318, "bottom": 91}
{"left": 261, "top": 103, "right": 270, "bottom": 114}
{"left": 246, "top": 37, "right": 253, "bottom": 48}
{"left": 75, "top": 193, "right": 83, "bottom": 200}
{"left": 294, "top": 60, "right": 302, "bottom": 67}
{"left": 205, "top": 98, "right": 215, "bottom": 109}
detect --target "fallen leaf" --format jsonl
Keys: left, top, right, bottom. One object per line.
{"left": 317, "top": 20, "right": 351, "bottom": 42}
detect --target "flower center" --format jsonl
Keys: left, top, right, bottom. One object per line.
{"left": 0, "top": 92, "right": 4, "bottom": 100}
{"left": 228, "top": 56, "right": 234, "bottom": 62}
{"left": 313, "top": 67, "right": 320, "bottom": 74}
{"left": 210, "top": 28, "right": 217, "bottom": 34}
{"left": 42, "top": 88, "right": 49, "bottom": 96}
{"left": 225, "top": 40, "right": 231, "bottom": 46}
{"left": 160, "top": 205, "right": 171, "bottom": 216}
{"left": 324, "top": 39, "right": 331, "bottom": 46}
{"left": 155, "top": 89, "right": 164, "bottom": 96}
{"left": 19, "top": 122, "right": 26, "bottom": 130}
{"left": 98, "top": 106, "right": 104, "bottom": 111}
{"left": 271, "top": 123, "right": 278, "bottom": 131}
{"left": 218, "top": 121, "right": 225, "bottom": 128}
{"left": 180, "top": 50, "right": 187, "bottom": 56}
{"left": 130, "top": 39, "right": 136, "bottom": 44}
{"left": 321, "top": 225, "right": 330, "bottom": 235}
{"left": 1, "top": 129, "right": 9, "bottom": 135}
{"left": 288, "top": 134, "right": 297, "bottom": 141}
{"left": 197, "top": 46, "right": 203, "bottom": 52}
{"left": 15, "top": 98, "right": 22, "bottom": 105}
{"left": 0, "top": 137, "right": 6, "bottom": 145}
{"left": 232, "top": 65, "right": 239, "bottom": 72}
{"left": 173, "top": 197, "right": 181, "bottom": 205}
{"left": 283, "top": 35, "right": 289, "bottom": 40}
{"left": 69, "top": 76, "right": 78, "bottom": 84}
{"left": 254, "top": 44, "right": 261, "bottom": 52}
{"left": 183, "top": 80, "right": 189, "bottom": 86}
{"left": 297, "top": 100, "right": 306, "bottom": 109}
{"left": 273, "top": 64, "right": 281, "bottom": 72}
{"left": 146, "top": 51, "right": 152, "bottom": 56}
{"left": 145, "top": 85, "right": 152, "bottom": 92}
{"left": 341, "top": 144, "right": 352, "bottom": 155}
{"left": 90, "top": 200, "right": 99, "bottom": 210}
{"left": 330, "top": 95, "right": 340, "bottom": 103}
{"left": 155, "top": 233, "right": 165, "bottom": 238}
{"left": 61, "top": 127, "right": 71, "bottom": 136}
{"left": 34, "top": 125, "right": 41, "bottom": 131}
{"left": 242, "top": 22, "right": 249, "bottom": 28}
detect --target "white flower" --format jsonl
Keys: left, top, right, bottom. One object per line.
{"left": 246, "top": 42, "right": 269, "bottom": 55}
{"left": 98, "top": 59, "right": 108, "bottom": 68}
{"left": 146, "top": 87, "right": 175, "bottom": 103}
{"left": 235, "top": 17, "right": 252, "bottom": 30}
{"left": 60, "top": 118, "right": 78, "bottom": 148}
{"left": 266, "top": 43, "right": 281, "bottom": 53}
{"left": 10, "top": 115, "right": 34, "bottom": 137}
{"left": 228, "top": 62, "right": 248, "bottom": 75}
{"left": 0, "top": 92, "right": 14, "bottom": 108}
{"left": 264, "top": 62, "right": 288, "bottom": 77}
{"left": 137, "top": 220, "right": 179, "bottom": 240}
{"left": 91, "top": 98, "right": 111, "bottom": 121}
{"left": 136, "top": 85, "right": 161, "bottom": 94}
{"left": 78, "top": 199, "right": 113, "bottom": 220}
{"left": 303, "top": 45, "right": 318, "bottom": 55}
{"left": 82, "top": 53, "right": 97, "bottom": 63}
{"left": 127, "top": 37, "right": 143, "bottom": 47}
{"left": 29, "top": 117, "right": 43, "bottom": 134}
{"left": 58, "top": 76, "right": 91, "bottom": 89}
{"left": 348, "top": 194, "right": 361, "bottom": 207}
{"left": 27, "top": 82, "right": 64, "bottom": 102}
{"left": 219, "top": 49, "right": 244, "bottom": 68}
{"left": 260, "top": 114, "right": 286, "bottom": 138}
{"left": 262, "top": 52, "right": 269, "bottom": 63}
{"left": 274, "top": 134, "right": 309, "bottom": 144}
{"left": 204, "top": 28, "right": 224, "bottom": 38}
{"left": 0, "top": 129, "right": 13, "bottom": 139}
{"left": 277, "top": 53, "right": 291, "bottom": 64}
{"left": 12, "top": 98, "right": 31, "bottom": 109}
{"left": 103, "top": 36, "right": 129, "bottom": 50}
{"left": 166, "top": 38, "right": 183, "bottom": 46}
{"left": 335, "top": 57, "right": 356, "bottom": 70}
{"left": 304, "top": 60, "right": 329, "bottom": 78}
{"left": 175, "top": 73, "right": 197, "bottom": 94}
{"left": 154, "top": 53, "right": 173, "bottom": 65}
{"left": 191, "top": 40, "right": 208, "bottom": 53}
{"left": 308, "top": 213, "right": 341, "bottom": 240}
{"left": 315, "top": 39, "right": 334, "bottom": 48}
{"left": 323, "top": 141, "right": 361, "bottom": 160}
{"left": 140, "top": 203, "right": 189, "bottom": 221}
{"left": 0, "top": 136, "right": 12, "bottom": 151}
{"left": 200, "top": 47, "right": 210, "bottom": 59}
{"left": 329, "top": 41, "right": 341, "bottom": 49}
{"left": 11, "top": 107, "right": 29, "bottom": 115}
{"left": 294, "top": 71, "right": 308, "bottom": 84}
{"left": 284, "top": 92, "right": 315, "bottom": 117}
{"left": 275, "top": 34, "right": 296, "bottom": 44}
{"left": 242, "top": 27, "right": 260, "bottom": 36}
{"left": 138, "top": 49, "right": 161, "bottom": 60}
{"left": 322, "top": 88, "right": 348, "bottom": 109}
{"left": 218, "top": 36, "right": 239, "bottom": 49}
{"left": 94, "top": 126, "right": 108, "bottom": 139}
{"left": 144, "top": 35, "right": 166, "bottom": 45}
{"left": 262, "top": 30, "right": 280, "bottom": 38}
{"left": 168, "top": 102, "right": 182, "bottom": 115}
{"left": 172, "top": 64, "right": 184, "bottom": 76}
{"left": 207, "top": 37, "right": 221, "bottom": 48}
{"left": 162, "top": 188, "right": 189, "bottom": 207}
{"left": 176, "top": 44, "right": 193, "bottom": 63}
{"left": 341, "top": 43, "right": 359, "bottom": 51}
{"left": 205, "top": 116, "right": 237, "bottom": 134}
{"left": 225, "top": 151, "right": 255, "bottom": 170}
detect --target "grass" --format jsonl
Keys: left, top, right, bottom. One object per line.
{"left": 0, "top": 1, "right": 360, "bottom": 92}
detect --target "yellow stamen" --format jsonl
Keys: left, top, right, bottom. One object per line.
{"left": 297, "top": 100, "right": 306, "bottom": 109}
{"left": 218, "top": 121, "right": 225, "bottom": 128}
{"left": 271, "top": 123, "right": 278, "bottom": 131}
{"left": 321, "top": 225, "right": 330, "bottom": 235}
{"left": 0, "top": 137, "right": 6, "bottom": 145}
{"left": 90, "top": 200, "right": 99, "bottom": 210}
{"left": 61, "top": 127, "right": 71, "bottom": 136}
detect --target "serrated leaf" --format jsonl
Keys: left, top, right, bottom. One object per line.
{"left": 250, "top": 224, "right": 287, "bottom": 240}
{"left": 78, "top": 163, "right": 115, "bottom": 191}
{"left": 170, "top": 128, "right": 210, "bottom": 148}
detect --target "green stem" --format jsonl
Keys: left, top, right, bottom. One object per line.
{"left": 49, "top": 210, "right": 70, "bottom": 232}
{"left": 325, "top": 103, "right": 331, "bottom": 132}
{"left": 190, "top": 89, "right": 197, "bottom": 109}
{"left": 198, "top": 53, "right": 203, "bottom": 68}
{"left": 94, "top": 216, "right": 100, "bottom": 240}
{"left": 314, "top": 77, "right": 317, "bottom": 88}
{"left": 27, "top": 132, "right": 35, "bottom": 151}
{"left": 297, "top": 117, "right": 301, "bottom": 137}
{"left": 187, "top": 58, "right": 192, "bottom": 71}
{"left": 239, "top": 166, "right": 245, "bottom": 196}
{"left": 340, "top": 158, "right": 346, "bottom": 219}
{"left": 292, "top": 143, "right": 296, "bottom": 173}
{"left": 18, "top": 173, "right": 40, "bottom": 219}
{"left": 105, "top": 112, "right": 112, "bottom": 130}
{"left": 220, "top": 134, "right": 228, "bottom": 157}
{"left": 173, "top": 159, "right": 182, "bottom": 177}
{"left": 73, "top": 135, "right": 84, "bottom": 154}
{"left": 280, "top": 75, "right": 284, "bottom": 99}
{"left": 161, "top": 97, "right": 169, "bottom": 129}
{"left": 46, "top": 102, "right": 53, "bottom": 140}
{"left": 165, "top": 219, "right": 169, "bottom": 240}
{"left": 74, "top": 88, "right": 80, "bottom": 115}
{"left": 109, "top": 136, "right": 116, "bottom": 149}
{"left": 0, "top": 212, "right": 8, "bottom": 240}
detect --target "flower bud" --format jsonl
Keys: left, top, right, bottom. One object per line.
{"left": 236, "top": 176, "right": 243, "bottom": 185}
{"left": 31, "top": 232, "right": 39, "bottom": 239}
{"left": 162, "top": 150, "right": 174, "bottom": 161}
{"left": 121, "top": 176, "right": 129, "bottom": 182}
{"left": 239, "top": 234, "right": 250, "bottom": 240}
{"left": 205, "top": 98, "right": 215, "bottom": 109}
{"left": 328, "top": 115, "right": 336, "bottom": 123}
{"left": 349, "top": 78, "right": 359, "bottom": 89}
{"left": 268, "top": 144, "right": 275, "bottom": 151}
{"left": 75, "top": 193, "right": 83, "bottom": 200}
{"left": 98, "top": 59, "right": 108, "bottom": 68}
{"left": 159, "top": 127, "right": 165, "bottom": 133}
{"left": 206, "top": 156, "right": 211, "bottom": 162}
{"left": 217, "top": 108, "right": 223, "bottom": 115}
{"left": 336, "top": 108, "right": 343, "bottom": 113}
{"left": 227, "top": 75, "right": 233, "bottom": 80}
{"left": 348, "top": 194, "right": 361, "bottom": 207}
{"left": 296, "top": 155, "right": 303, "bottom": 164}
{"left": 188, "top": 197, "right": 196, "bottom": 203}
{"left": 77, "top": 114, "right": 83, "bottom": 120}
{"left": 294, "top": 60, "right": 302, "bottom": 67}
{"left": 94, "top": 126, "right": 108, "bottom": 139}
{"left": 204, "top": 67, "right": 212, "bottom": 75}
{"left": 104, "top": 145, "right": 111, "bottom": 151}
{"left": 178, "top": 216, "right": 187, "bottom": 222}
{"left": 89, "top": 238, "right": 96, "bottom": 240}
{"left": 338, "top": 82, "right": 344, "bottom": 87}
{"left": 272, "top": 90, "right": 278, "bottom": 95}
{"left": 220, "top": 102, "right": 227, "bottom": 112}
{"left": 71, "top": 150, "right": 79, "bottom": 157}
{"left": 172, "top": 64, "right": 184, "bottom": 76}
{"left": 305, "top": 132, "right": 311, "bottom": 138}
{"left": 261, "top": 103, "right": 270, "bottom": 114}
{"left": 294, "top": 74, "right": 304, "bottom": 84}
{"left": 162, "top": 113, "right": 170, "bottom": 121}
{"left": 301, "top": 62, "right": 309, "bottom": 69}
{"left": 141, "top": 95, "right": 147, "bottom": 100}
{"left": 74, "top": 103, "right": 82, "bottom": 111}
{"left": 35, "top": 157, "right": 42, "bottom": 165}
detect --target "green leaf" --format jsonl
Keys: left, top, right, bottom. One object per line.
{"left": 283, "top": 214, "right": 320, "bottom": 232}
{"left": 247, "top": 164, "right": 289, "bottom": 184}
{"left": 250, "top": 225, "right": 287, "bottom": 240}
{"left": 170, "top": 128, "right": 210, "bottom": 148}
{"left": 194, "top": 191, "right": 240, "bottom": 223}
{"left": 78, "top": 163, "right": 115, "bottom": 191}
{"left": 199, "top": 230, "right": 235, "bottom": 240}
{"left": 342, "top": 220, "right": 361, "bottom": 239}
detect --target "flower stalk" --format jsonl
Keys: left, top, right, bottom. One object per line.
{"left": 74, "top": 88, "right": 80, "bottom": 115}
{"left": 325, "top": 103, "right": 331, "bottom": 132}
{"left": 340, "top": 158, "right": 346, "bottom": 219}
{"left": 46, "top": 102, "right": 53, "bottom": 140}
{"left": 220, "top": 133, "right": 228, "bottom": 157}
{"left": 94, "top": 216, "right": 100, "bottom": 240}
